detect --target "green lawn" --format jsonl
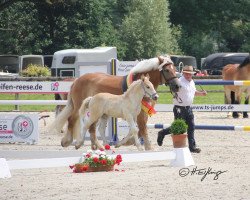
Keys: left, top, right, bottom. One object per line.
{"left": 0, "top": 85, "right": 246, "bottom": 111}
{"left": 0, "top": 94, "right": 56, "bottom": 111}
{"left": 157, "top": 85, "right": 225, "bottom": 104}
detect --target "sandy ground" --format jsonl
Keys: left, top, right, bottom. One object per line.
{"left": 0, "top": 111, "right": 250, "bottom": 200}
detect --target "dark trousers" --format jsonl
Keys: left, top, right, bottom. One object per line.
{"left": 162, "top": 105, "right": 196, "bottom": 149}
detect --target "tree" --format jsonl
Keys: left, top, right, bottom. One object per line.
{"left": 0, "top": 2, "right": 44, "bottom": 54}
{"left": 120, "top": 0, "right": 180, "bottom": 60}
{"left": 169, "top": 0, "right": 250, "bottom": 65}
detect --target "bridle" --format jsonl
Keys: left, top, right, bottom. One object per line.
{"left": 161, "top": 63, "right": 182, "bottom": 103}
{"left": 161, "top": 64, "right": 178, "bottom": 85}
{"left": 141, "top": 81, "right": 157, "bottom": 99}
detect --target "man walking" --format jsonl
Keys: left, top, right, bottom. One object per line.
{"left": 157, "top": 65, "right": 207, "bottom": 153}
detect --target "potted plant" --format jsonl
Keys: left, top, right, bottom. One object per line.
{"left": 169, "top": 118, "right": 188, "bottom": 148}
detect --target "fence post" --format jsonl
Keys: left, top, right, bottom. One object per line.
{"left": 14, "top": 93, "right": 19, "bottom": 111}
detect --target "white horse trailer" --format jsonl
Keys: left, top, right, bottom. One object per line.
{"left": 51, "top": 47, "right": 117, "bottom": 77}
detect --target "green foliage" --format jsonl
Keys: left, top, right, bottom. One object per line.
{"left": 0, "top": 0, "right": 248, "bottom": 61}
{"left": 21, "top": 64, "right": 51, "bottom": 77}
{"left": 170, "top": 118, "right": 188, "bottom": 135}
{"left": 120, "top": 0, "right": 179, "bottom": 59}
{"left": 169, "top": 0, "right": 250, "bottom": 62}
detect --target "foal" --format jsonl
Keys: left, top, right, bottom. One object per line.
{"left": 78, "top": 74, "right": 158, "bottom": 150}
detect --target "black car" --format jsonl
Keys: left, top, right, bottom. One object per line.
{"left": 201, "top": 53, "right": 249, "bottom": 75}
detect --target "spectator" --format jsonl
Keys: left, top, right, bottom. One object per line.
{"left": 202, "top": 70, "right": 208, "bottom": 76}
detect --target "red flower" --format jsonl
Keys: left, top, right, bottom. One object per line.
{"left": 69, "top": 165, "right": 74, "bottom": 169}
{"left": 93, "top": 157, "right": 99, "bottom": 163}
{"left": 85, "top": 153, "right": 91, "bottom": 158}
{"left": 105, "top": 144, "right": 111, "bottom": 150}
{"left": 81, "top": 165, "right": 89, "bottom": 172}
{"left": 115, "top": 154, "right": 122, "bottom": 165}
{"left": 100, "top": 159, "right": 107, "bottom": 165}
{"left": 99, "top": 148, "right": 104, "bottom": 151}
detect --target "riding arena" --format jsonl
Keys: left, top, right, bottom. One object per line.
{"left": 0, "top": 53, "right": 250, "bottom": 200}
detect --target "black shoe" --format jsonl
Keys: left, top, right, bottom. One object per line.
{"left": 157, "top": 130, "right": 165, "bottom": 146}
{"left": 189, "top": 147, "right": 201, "bottom": 153}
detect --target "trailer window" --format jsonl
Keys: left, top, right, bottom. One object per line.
{"left": 62, "top": 56, "right": 76, "bottom": 64}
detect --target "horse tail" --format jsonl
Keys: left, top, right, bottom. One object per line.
{"left": 79, "top": 97, "right": 92, "bottom": 117}
{"left": 49, "top": 92, "right": 74, "bottom": 134}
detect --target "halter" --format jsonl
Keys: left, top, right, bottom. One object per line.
{"left": 160, "top": 64, "right": 181, "bottom": 102}
{"left": 160, "top": 65, "right": 178, "bottom": 84}
{"left": 141, "top": 81, "right": 157, "bottom": 99}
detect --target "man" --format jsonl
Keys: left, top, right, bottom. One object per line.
{"left": 157, "top": 65, "right": 207, "bottom": 153}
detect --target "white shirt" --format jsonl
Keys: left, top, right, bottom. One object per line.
{"left": 173, "top": 76, "right": 196, "bottom": 106}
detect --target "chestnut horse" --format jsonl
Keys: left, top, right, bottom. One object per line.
{"left": 51, "top": 55, "right": 181, "bottom": 150}
{"left": 222, "top": 54, "right": 250, "bottom": 118}
{"left": 78, "top": 75, "right": 158, "bottom": 150}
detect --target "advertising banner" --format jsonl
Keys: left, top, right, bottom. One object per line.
{"left": 0, "top": 113, "right": 39, "bottom": 144}
{"left": 0, "top": 81, "right": 72, "bottom": 94}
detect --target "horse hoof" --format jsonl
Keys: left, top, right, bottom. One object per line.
{"left": 75, "top": 141, "right": 83, "bottom": 150}
{"left": 61, "top": 138, "right": 73, "bottom": 147}
{"left": 91, "top": 144, "right": 97, "bottom": 150}
{"left": 243, "top": 114, "right": 249, "bottom": 118}
{"left": 232, "top": 112, "right": 239, "bottom": 118}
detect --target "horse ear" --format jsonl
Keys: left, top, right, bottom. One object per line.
{"left": 141, "top": 74, "right": 145, "bottom": 81}
{"left": 158, "top": 56, "right": 164, "bottom": 64}
{"left": 146, "top": 73, "right": 150, "bottom": 79}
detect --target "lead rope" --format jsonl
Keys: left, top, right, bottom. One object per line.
{"left": 171, "top": 90, "right": 183, "bottom": 103}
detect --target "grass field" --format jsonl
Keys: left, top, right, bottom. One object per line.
{"left": 0, "top": 85, "right": 230, "bottom": 111}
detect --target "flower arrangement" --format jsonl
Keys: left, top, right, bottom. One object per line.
{"left": 70, "top": 144, "right": 122, "bottom": 173}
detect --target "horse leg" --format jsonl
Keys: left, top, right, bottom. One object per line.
{"left": 224, "top": 89, "right": 232, "bottom": 118}
{"left": 75, "top": 117, "right": 89, "bottom": 149}
{"left": 61, "top": 112, "right": 78, "bottom": 147}
{"left": 233, "top": 90, "right": 241, "bottom": 118}
{"left": 229, "top": 91, "right": 236, "bottom": 117}
{"left": 98, "top": 115, "right": 109, "bottom": 145}
{"left": 243, "top": 93, "right": 249, "bottom": 118}
{"left": 89, "top": 122, "right": 104, "bottom": 150}
{"left": 116, "top": 117, "right": 143, "bottom": 151}
{"left": 137, "top": 111, "right": 152, "bottom": 150}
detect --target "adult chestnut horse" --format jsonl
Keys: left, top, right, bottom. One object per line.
{"left": 222, "top": 54, "right": 250, "bottom": 118}
{"left": 51, "top": 55, "right": 181, "bottom": 150}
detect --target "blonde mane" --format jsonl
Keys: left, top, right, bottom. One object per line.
{"left": 129, "top": 55, "right": 172, "bottom": 75}
{"left": 124, "top": 79, "right": 141, "bottom": 96}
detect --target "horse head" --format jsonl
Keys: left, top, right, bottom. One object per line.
{"left": 158, "top": 56, "right": 181, "bottom": 93}
{"left": 141, "top": 74, "right": 159, "bottom": 101}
